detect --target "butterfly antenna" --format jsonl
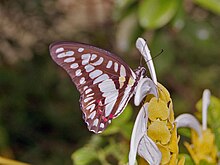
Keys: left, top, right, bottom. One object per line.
{"left": 143, "top": 48, "right": 164, "bottom": 101}
{"left": 145, "top": 49, "right": 164, "bottom": 64}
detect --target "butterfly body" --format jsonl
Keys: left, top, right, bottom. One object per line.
{"left": 49, "top": 41, "right": 146, "bottom": 133}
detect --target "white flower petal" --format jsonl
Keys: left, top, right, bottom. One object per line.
{"left": 175, "top": 114, "right": 202, "bottom": 137}
{"left": 134, "top": 77, "right": 158, "bottom": 106}
{"left": 202, "top": 89, "right": 211, "bottom": 130}
{"left": 138, "top": 134, "right": 162, "bottom": 165}
{"left": 129, "top": 103, "right": 148, "bottom": 165}
{"left": 136, "top": 38, "right": 157, "bottom": 86}
{"left": 129, "top": 103, "right": 161, "bottom": 165}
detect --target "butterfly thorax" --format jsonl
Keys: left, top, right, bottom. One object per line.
{"left": 134, "top": 66, "right": 146, "bottom": 81}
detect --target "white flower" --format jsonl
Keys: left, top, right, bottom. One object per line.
{"left": 175, "top": 89, "right": 211, "bottom": 136}
{"left": 129, "top": 37, "right": 161, "bottom": 165}
{"left": 129, "top": 103, "right": 162, "bottom": 165}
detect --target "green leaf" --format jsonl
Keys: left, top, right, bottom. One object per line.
{"left": 177, "top": 127, "right": 191, "bottom": 138}
{"left": 138, "top": 0, "right": 178, "bottom": 29}
{"left": 102, "top": 104, "right": 133, "bottom": 136}
{"left": 194, "top": 0, "right": 220, "bottom": 15}
{"left": 113, "top": 104, "right": 133, "bottom": 125}
{"left": 178, "top": 154, "right": 194, "bottom": 165}
{"left": 71, "top": 147, "right": 98, "bottom": 165}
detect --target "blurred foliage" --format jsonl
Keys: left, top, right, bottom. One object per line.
{"left": 177, "top": 93, "right": 220, "bottom": 165}
{"left": 0, "top": 0, "right": 220, "bottom": 164}
{"left": 72, "top": 105, "right": 133, "bottom": 165}
{"left": 196, "top": 95, "right": 220, "bottom": 151}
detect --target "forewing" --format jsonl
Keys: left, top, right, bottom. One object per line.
{"left": 49, "top": 42, "right": 137, "bottom": 133}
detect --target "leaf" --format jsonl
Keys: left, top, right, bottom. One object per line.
{"left": 71, "top": 147, "right": 98, "bottom": 165}
{"left": 194, "top": 0, "right": 220, "bottom": 15}
{"left": 177, "top": 127, "right": 191, "bottom": 138}
{"left": 178, "top": 154, "right": 194, "bottom": 165}
{"left": 113, "top": 104, "right": 133, "bottom": 125}
{"left": 102, "top": 104, "right": 133, "bottom": 136}
{"left": 138, "top": 0, "right": 178, "bottom": 29}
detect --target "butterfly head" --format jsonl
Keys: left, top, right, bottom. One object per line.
{"left": 135, "top": 66, "right": 146, "bottom": 80}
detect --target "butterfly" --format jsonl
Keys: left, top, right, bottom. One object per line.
{"left": 49, "top": 41, "right": 150, "bottom": 133}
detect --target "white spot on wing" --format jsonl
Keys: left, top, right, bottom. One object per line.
{"left": 87, "top": 100, "right": 95, "bottom": 106}
{"left": 85, "top": 88, "right": 92, "bottom": 94}
{"left": 93, "top": 119, "right": 99, "bottom": 126}
{"left": 57, "top": 51, "right": 74, "bottom": 58}
{"left": 86, "top": 104, "right": 95, "bottom": 112}
{"left": 105, "top": 103, "right": 114, "bottom": 117}
{"left": 114, "top": 62, "right": 118, "bottom": 72}
{"left": 100, "top": 123, "right": 105, "bottom": 128}
{"left": 75, "top": 69, "right": 82, "bottom": 76}
{"left": 82, "top": 53, "right": 91, "bottom": 65}
{"left": 86, "top": 93, "right": 94, "bottom": 97}
{"left": 106, "top": 60, "right": 112, "bottom": 68}
{"left": 120, "top": 65, "right": 126, "bottom": 77}
{"left": 70, "top": 63, "right": 79, "bottom": 69}
{"left": 91, "top": 54, "right": 97, "bottom": 61}
{"left": 84, "top": 86, "right": 88, "bottom": 90}
{"left": 78, "top": 48, "right": 84, "bottom": 52}
{"left": 64, "top": 57, "right": 75, "bottom": 63}
{"left": 115, "top": 86, "right": 132, "bottom": 117}
{"left": 57, "top": 53, "right": 65, "bottom": 58}
{"left": 85, "top": 64, "right": 95, "bottom": 72}
{"left": 66, "top": 51, "right": 74, "bottom": 56}
{"left": 104, "top": 92, "right": 118, "bottom": 104}
{"left": 89, "top": 70, "right": 103, "bottom": 79}
{"left": 84, "top": 97, "right": 93, "bottom": 103}
{"left": 55, "top": 47, "right": 64, "bottom": 53}
{"left": 99, "top": 79, "right": 116, "bottom": 93}
{"left": 80, "top": 77, "right": 86, "bottom": 84}
{"left": 88, "top": 111, "right": 96, "bottom": 119}
{"left": 92, "top": 57, "right": 104, "bottom": 66}
{"left": 98, "top": 79, "right": 118, "bottom": 117}
{"left": 93, "top": 74, "right": 109, "bottom": 84}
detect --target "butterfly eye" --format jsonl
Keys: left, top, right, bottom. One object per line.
{"left": 141, "top": 67, "right": 147, "bottom": 76}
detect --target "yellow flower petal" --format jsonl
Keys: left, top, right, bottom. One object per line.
{"left": 191, "top": 129, "right": 218, "bottom": 164}
{"left": 168, "top": 153, "right": 177, "bottom": 165}
{"left": 157, "top": 143, "right": 170, "bottom": 164}
{"left": 177, "top": 156, "right": 185, "bottom": 165}
{"left": 184, "top": 142, "right": 200, "bottom": 165}
{"left": 138, "top": 157, "right": 149, "bottom": 165}
{"left": 144, "top": 94, "right": 155, "bottom": 103}
{"left": 148, "top": 120, "right": 171, "bottom": 144}
{"left": 148, "top": 97, "right": 169, "bottom": 121}
{"left": 157, "top": 83, "right": 170, "bottom": 103}
{"left": 168, "top": 100, "right": 175, "bottom": 123}
{"left": 168, "top": 124, "right": 179, "bottom": 154}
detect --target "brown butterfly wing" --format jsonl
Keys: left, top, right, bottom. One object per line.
{"left": 49, "top": 42, "right": 138, "bottom": 133}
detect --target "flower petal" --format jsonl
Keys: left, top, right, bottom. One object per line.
{"left": 148, "top": 97, "right": 169, "bottom": 121}
{"left": 129, "top": 103, "right": 149, "bottom": 165}
{"left": 148, "top": 120, "right": 171, "bottom": 144}
{"left": 136, "top": 38, "right": 157, "bottom": 86}
{"left": 175, "top": 114, "right": 202, "bottom": 137}
{"left": 202, "top": 89, "right": 211, "bottom": 130}
{"left": 134, "top": 77, "right": 158, "bottom": 106}
{"left": 138, "top": 134, "right": 162, "bottom": 165}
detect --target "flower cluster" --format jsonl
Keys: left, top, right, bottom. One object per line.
{"left": 129, "top": 38, "right": 219, "bottom": 165}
